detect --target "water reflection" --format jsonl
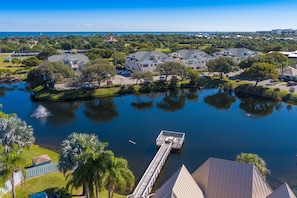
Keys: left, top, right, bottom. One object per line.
{"left": 184, "top": 88, "right": 199, "bottom": 102}
{"left": 237, "top": 96, "right": 282, "bottom": 117}
{"left": 84, "top": 98, "right": 118, "bottom": 122}
{"left": 157, "top": 91, "right": 186, "bottom": 112}
{"left": 42, "top": 102, "right": 79, "bottom": 125}
{"left": 204, "top": 90, "right": 236, "bottom": 110}
{"left": 131, "top": 96, "right": 153, "bottom": 111}
{"left": 0, "top": 87, "right": 5, "bottom": 96}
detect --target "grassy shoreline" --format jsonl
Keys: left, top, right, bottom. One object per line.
{"left": 3, "top": 145, "right": 125, "bottom": 198}
{"left": 31, "top": 78, "right": 297, "bottom": 105}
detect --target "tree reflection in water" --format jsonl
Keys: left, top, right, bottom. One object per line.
{"left": 157, "top": 90, "right": 186, "bottom": 112}
{"left": 84, "top": 98, "right": 118, "bottom": 122}
{"left": 204, "top": 90, "right": 236, "bottom": 110}
{"left": 237, "top": 96, "right": 283, "bottom": 117}
{"left": 185, "top": 88, "right": 199, "bottom": 102}
{"left": 42, "top": 102, "right": 80, "bottom": 125}
{"left": 131, "top": 97, "right": 153, "bottom": 111}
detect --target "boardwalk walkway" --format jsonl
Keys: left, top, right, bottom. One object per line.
{"left": 127, "top": 130, "right": 185, "bottom": 198}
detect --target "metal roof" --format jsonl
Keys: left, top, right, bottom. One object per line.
{"left": 153, "top": 165, "right": 204, "bottom": 198}
{"left": 266, "top": 183, "right": 296, "bottom": 198}
{"left": 152, "top": 157, "right": 296, "bottom": 198}
{"left": 192, "top": 157, "right": 272, "bottom": 198}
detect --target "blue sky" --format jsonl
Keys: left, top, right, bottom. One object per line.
{"left": 0, "top": 0, "right": 296, "bottom": 32}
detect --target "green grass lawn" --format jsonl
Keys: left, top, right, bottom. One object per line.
{"left": 155, "top": 48, "right": 171, "bottom": 53}
{"left": 3, "top": 145, "right": 126, "bottom": 198}
{"left": 23, "top": 145, "right": 59, "bottom": 167}
{"left": 3, "top": 171, "right": 126, "bottom": 198}
{"left": 0, "top": 54, "right": 22, "bottom": 71}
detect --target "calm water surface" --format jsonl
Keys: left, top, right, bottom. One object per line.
{"left": 1, "top": 82, "right": 297, "bottom": 189}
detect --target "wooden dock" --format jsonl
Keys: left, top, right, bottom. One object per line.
{"left": 127, "top": 130, "right": 185, "bottom": 198}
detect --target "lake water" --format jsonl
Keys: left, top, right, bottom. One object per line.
{"left": 1, "top": 82, "right": 297, "bottom": 190}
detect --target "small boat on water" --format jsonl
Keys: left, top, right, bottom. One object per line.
{"left": 129, "top": 140, "right": 136, "bottom": 145}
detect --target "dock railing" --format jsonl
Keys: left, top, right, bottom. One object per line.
{"left": 128, "top": 130, "right": 185, "bottom": 198}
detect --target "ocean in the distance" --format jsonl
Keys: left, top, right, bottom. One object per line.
{"left": 0, "top": 31, "right": 254, "bottom": 38}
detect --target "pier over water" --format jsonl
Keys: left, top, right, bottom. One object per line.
{"left": 128, "top": 130, "right": 185, "bottom": 198}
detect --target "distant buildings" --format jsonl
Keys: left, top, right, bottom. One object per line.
{"left": 257, "top": 29, "right": 297, "bottom": 35}
{"left": 124, "top": 48, "right": 258, "bottom": 72}
{"left": 212, "top": 48, "right": 259, "bottom": 64}
{"left": 104, "top": 35, "right": 118, "bottom": 43}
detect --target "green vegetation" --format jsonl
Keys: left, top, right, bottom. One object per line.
{"left": 22, "top": 145, "right": 59, "bottom": 167}
{"left": 59, "top": 133, "right": 134, "bottom": 198}
{"left": 3, "top": 172, "right": 125, "bottom": 198}
{"left": 206, "top": 57, "right": 238, "bottom": 78}
{"left": 236, "top": 153, "right": 270, "bottom": 178}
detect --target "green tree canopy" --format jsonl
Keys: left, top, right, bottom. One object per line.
{"left": 86, "top": 48, "right": 114, "bottom": 60}
{"left": 238, "top": 56, "right": 261, "bottom": 69}
{"left": 0, "top": 144, "right": 27, "bottom": 198}
{"left": 26, "top": 61, "right": 75, "bottom": 89}
{"left": 241, "top": 62, "right": 278, "bottom": 84}
{"left": 11, "top": 58, "right": 22, "bottom": 66}
{"left": 37, "top": 46, "right": 59, "bottom": 60}
{"left": 22, "top": 56, "right": 40, "bottom": 67}
{"left": 0, "top": 116, "right": 35, "bottom": 153}
{"left": 236, "top": 153, "right": 270, "bottom": 177}
{"left": 206, "top": 57, "right": 237, "bottom": 78}
{"left": 59, "top": 133, "right": 107, "bottom": 197}
{"left": 131, "top": 71, "right": 153, "bottom": 84}
{"left": 102, "top": 151, "right": 135, "bottom": 198}
{"left": 81, "top": 59, "right": 117, "bottom": 85}
{"left": 187, "top": 69, "right": 200, "bottom": 86}
{"left": 157, "top": 62, "right": 187, "bottom": 80}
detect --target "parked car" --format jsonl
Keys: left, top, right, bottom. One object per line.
{"left": 159, "top": 75, "right": 166, "bottom": 81}
{"left": 103, "top": 73, "right": 111, "bottom": 78}
{"left": 287, "top": 81, "right": 297, "bottom": 86}
{"left": 83, "top": 82, "right": 92, "bottom": 88}
{"left": 107, "top": 80, "right": 113, "bottom": 85}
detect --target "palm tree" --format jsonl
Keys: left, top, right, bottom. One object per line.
{"left": 66, "top": 159, "right": 94, "bottom": 198}
{"left": 59, "top": 133, "right": 107, "bottom": 197}
{"left": 0, "top": 144, "right": 27, "bottom": 198}
{"left": 102, "top": 151, "right": 135, "bottom": 198}
{"left": 0, "top": 116, "right": 35, "bottom": 153}
{"left": 236, "top": 153, "right": 271, "bottom": 177}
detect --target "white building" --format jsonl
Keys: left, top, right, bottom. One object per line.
{"left": 212, "top": 48, "right": 259, "bottom": 64}
{"left": 168, "top": 49, "right": 215, "bottom": 70}
{"left": 48, "top": 54, "right": 90, "bottom": 71}
{"left": 124, "top": 51, "right": 168, "bottom": 72}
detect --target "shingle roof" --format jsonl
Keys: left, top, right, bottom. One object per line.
{"left": 176, "top": 49, "right": 209, "bottom": 59}
{"left": 127, "top": 51, "right": 168, "bottom": 62}
{"left": 281, "top": 66, "right": 297, "bottom": 76}
{"left": 48, "top": 54, "right": 89, "bottom": 63}
{"left": 153, "top": 165, "right": 204, "bottom": 198}
{"left": 32, "top": 154, "right": 51, "bottom": 166}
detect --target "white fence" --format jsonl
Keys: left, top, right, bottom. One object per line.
{"left": 0, "top": 162, "right": 59, "bottom": 196}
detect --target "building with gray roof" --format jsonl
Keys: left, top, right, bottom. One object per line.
{"left": 212, "top": 48, "right": 259, "bottom": 64}
{"left": 153, "top": 157, "right": 296, "bottom": 198}
{"left": 48, "top": 54, "right": 90, "bottom": 71}
{"left": 125, "top": 51, "right": 168, "bottom": 72}
{"left": 168, "top": 49, "right": 215, "bottom": 70}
